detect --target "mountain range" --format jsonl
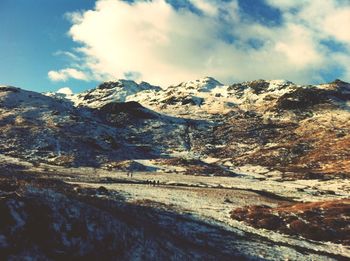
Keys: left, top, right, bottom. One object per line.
{"left": 1, "top": 77, "right": 349, "bottom": 177}
{"left": 0, "top": 77, "right": 349, "bottom": 260}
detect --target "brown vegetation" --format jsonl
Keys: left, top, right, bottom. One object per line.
{"left": 230, "top": 199, "right": 350, "bottom": 245}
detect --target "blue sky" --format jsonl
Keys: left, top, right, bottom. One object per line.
{"left": 1, "top": 0, "right": 350, "bottom": 92}
{"left": 0, "top": 0, "right": 97, "bottom": 92}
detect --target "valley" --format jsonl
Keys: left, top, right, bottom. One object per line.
{"left": 0, "top": 77, "right": 349, "bottom": 260}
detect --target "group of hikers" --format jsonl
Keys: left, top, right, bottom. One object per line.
{"left": 126, "top": 171, "right": 161, "bottom": 186}
{"left": 145, "top": 180, "right": 160, "bottom": 186}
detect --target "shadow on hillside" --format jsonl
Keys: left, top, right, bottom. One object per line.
{"left": 0, "top": 169, "right": 251, "bottom": 260}
{"left": 0, "top": 92, "right": 214, "bottom": 167}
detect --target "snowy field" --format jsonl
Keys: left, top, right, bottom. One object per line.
{"left": 69, "top": 170, "right": 350, "bottom": 260}
{"left": 1, "top": 154, "right": 349, "bottom": 260}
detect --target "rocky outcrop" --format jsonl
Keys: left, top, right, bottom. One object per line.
{"left": 74, "top": 80, "right": 161, "bottom": 108}
{"left": 98, "top": 101, "right": 158, "bottom": 125}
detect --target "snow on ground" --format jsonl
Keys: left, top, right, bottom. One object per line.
{"left": 2, "top": 153, "right": 348, "bottom": 204}
{"left": 1, "top": 153, "right": 349, "bottom": 259}
{"left": 71, "top": 171, "right": 350, "bottom": 259}
{"left": 96, "top": 166, "right": 350, "bottom": 203}
{"left": 61, "top": 164, "right": 349, "bottom": 259}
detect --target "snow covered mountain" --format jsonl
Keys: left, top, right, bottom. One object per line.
{"left": 2, "top": 77, "right": 350, "bottom": 177}
{"left": 0, "top": 85, "right": 158, "bottom": 166}
{"left": 73, "top": 80, "right": 161, "bottom": 108}
{"left": 1, "top": 78, "right": 350, "bottom": 260}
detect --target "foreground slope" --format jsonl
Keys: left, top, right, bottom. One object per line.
{"left": 1, "top": 165, "right": 348, "bottom": 260}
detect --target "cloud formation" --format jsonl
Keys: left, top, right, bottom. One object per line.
{"left": 49, "top": 0, "right": 350, "bottom": 86}
{"left": 48, "top": 68, "right": 89, "bottom": 82}
{"left": 57, "top": 87, "right": 73, "bottom": 95}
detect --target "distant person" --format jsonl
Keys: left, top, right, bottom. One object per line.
{"left": 157, "top": 180, "right": 160, "bottom": 186}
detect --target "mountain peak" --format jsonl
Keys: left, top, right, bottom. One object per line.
{"left": 175, "top": 76, "right": 223, "bottom": 92}
{"left": 330, "top": 79, "right": 349, "bottom": 85}
{"left": 74, "top": 79, "right": 161, "bottom": 108}
{"left": 97, "top": 80, "right": 136, "bottom": 90}
{"left": 97, "top": 79, "right": 161, "bottom": 92}
{"left": 329, "top": 79, "right": 350, "bottom": 89}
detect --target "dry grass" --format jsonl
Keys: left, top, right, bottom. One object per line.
{"left": 231, "top": 199, "right": 350, "bottom": 245}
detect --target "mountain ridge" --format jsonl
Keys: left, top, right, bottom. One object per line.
{"left": 1, "top": 77, "right": 349, "bottom": 177}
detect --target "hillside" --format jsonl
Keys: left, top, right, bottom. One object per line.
{"left": 44, "top": 77, "right": 350, "bottom": 178}
{"left": 0, "top": 78, "right": 349, "bottom": 260}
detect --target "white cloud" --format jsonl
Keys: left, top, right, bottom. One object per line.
{"left": 48, "top": 68, "right": 89, "bottom": 82}
{"left": 50, "top": 0, "right": 350, "bottom": 86}
{"left": 274, "top": 24, "right": 322, "bottom": 66}
{"left": 323, "top": 9, "right": 350, "bottom": 43}
{"left": 189, "top": 0, "right": 218, "bottom": 16}
{"left": 56, "top": 87, "right": 73, "bottom": 95}
{"left": 54, "top": 51, "right": 80, "bottom": 61}
{"left": 268, "top": 0, "right": 350, "bottom": 46}
{"left": 264, "top": 0, "right": 309, "bottom": 11}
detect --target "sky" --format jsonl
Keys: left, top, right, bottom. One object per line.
{"left": 0, "top": 0, "right": 350, "bottom": 93}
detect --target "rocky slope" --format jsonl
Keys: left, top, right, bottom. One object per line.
{"left": 2, "top": 77, "right": 350, "bottom": 176}
{"left": 0, "top": 85, "right": 135, "bottom": 166}
{"left": 0, "top": 85, "right": 191, "bottom": 166}
{"left": 45, "top": 77, "right": 350, "bottom": 178}
{"left": 0, "top": 170, "right": 250, "bottom": 260}
{"left": 1, "top": 77, "right": 350, "bottom": 259}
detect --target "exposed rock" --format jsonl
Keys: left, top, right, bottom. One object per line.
{"left": 247, "top": 79, "right": 270, "bottom": 94}
{"left": 99, "top": 101, "right": 158, "bottom": 122}
{"left": 274, "top": 87, "right": 330, "bottom": 112}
